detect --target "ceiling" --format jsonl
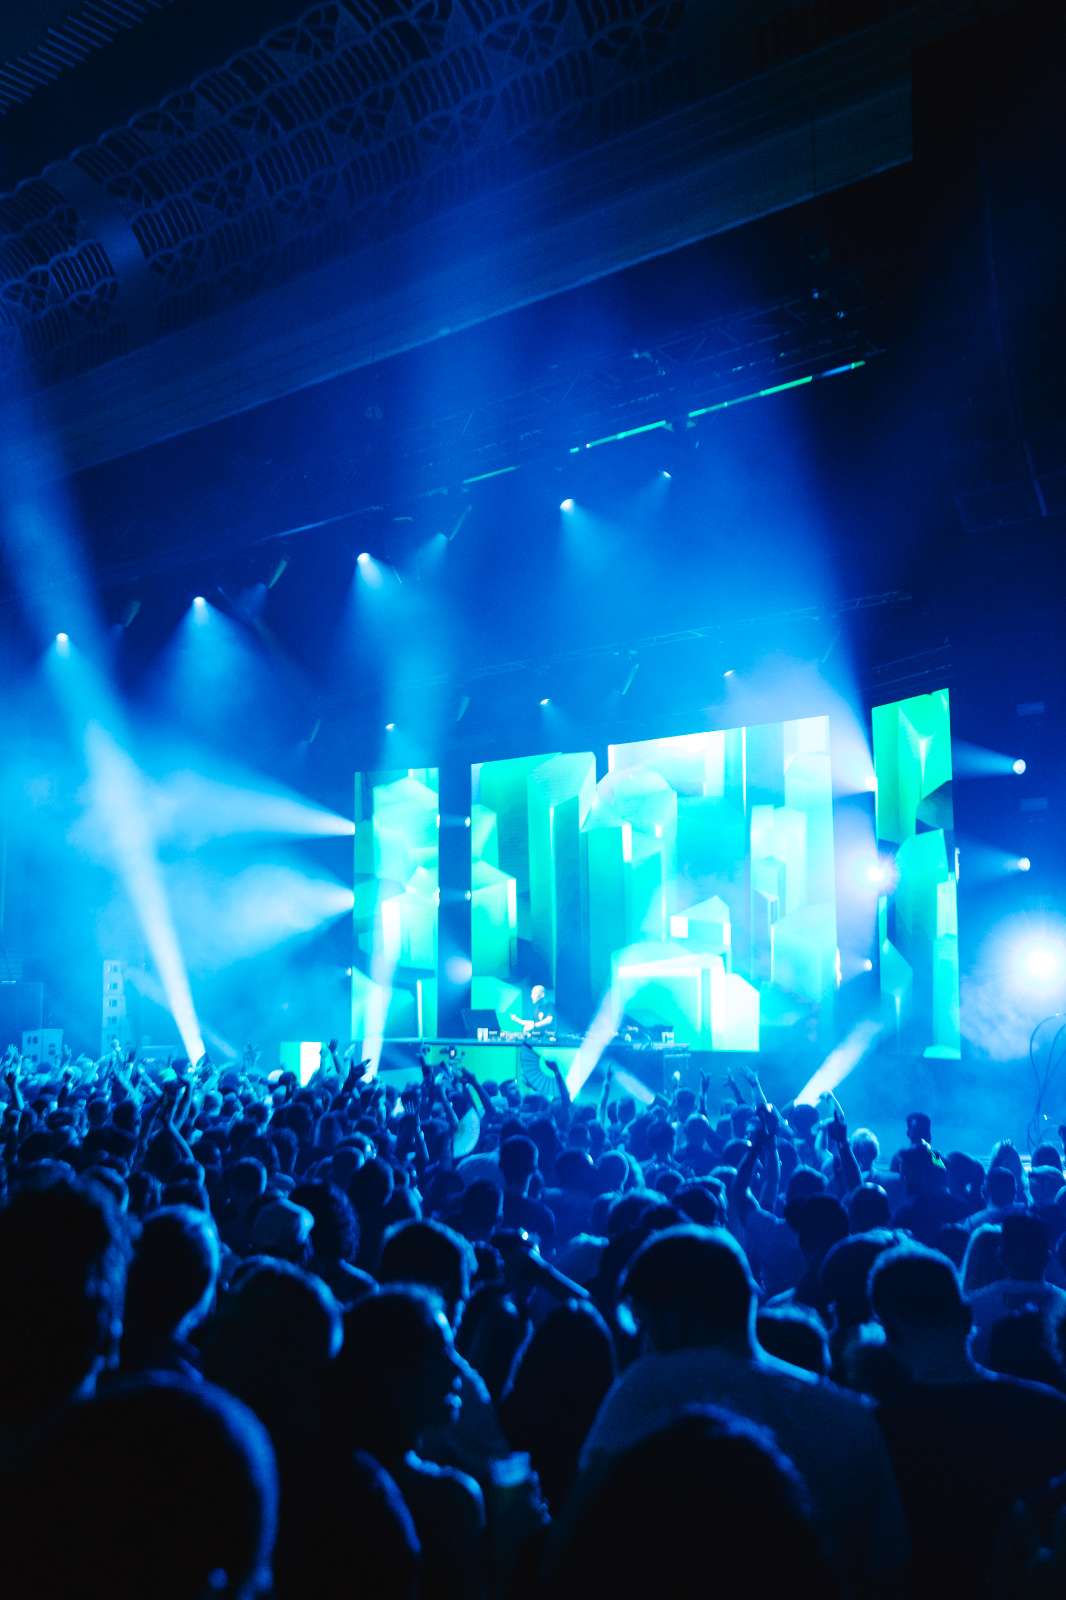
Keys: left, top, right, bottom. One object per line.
{"left": 0, "top": 0, "right": 977, "bottom": 480}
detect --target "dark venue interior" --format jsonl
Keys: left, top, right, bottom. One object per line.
{"left": 1, "top": 4, "right": 1066, "bottom": 1596}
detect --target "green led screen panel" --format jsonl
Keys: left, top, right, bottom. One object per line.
{"left": 352, "top": 768, "right": 439, "bottom": 1042}
{"left": 872, "top": 689, "right": 960, "bottom": 1059}
{"left": 471, "top": 719, "right": 837, "bottom": 1050}
{"left": 471, "top": 752, "right": 597, "bottom": 1033}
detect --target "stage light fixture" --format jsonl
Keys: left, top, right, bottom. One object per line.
{"left": 55, "top": 631, "right": 69, "bottom": 645}
{"left": 193, "top": 595, "right": 207, "bottom": 608}
{"left": 661, "top": 470, "right": 672, "bottom": 480}
{"left": 862, "top": 958, "right": 875, "bottom": 972}
{"left": 385, "top": 722, "right": 395, "bottom": 732}
{"left": 723, "top": 668, "right": 736, "bottom": 678}
{"left": 1017, "top": 856, "right": 1032, "bottom": 872}
{"left": 357, "top": 551, "right": 370, "bottom": 564}
{"left": 560, "top": 498, "right": 575, "bottom": 512}
{"left": 1013, "top": 758, "right": 1027, "bottom": 775}
{"left": 539, "top": 697, "right": 550, "bottom": 707}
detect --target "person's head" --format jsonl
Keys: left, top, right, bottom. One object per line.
{"left": 870, "top": 1246, "right": 971, "bottom": 1367}
{"left": 681, "top": 1112, "right": 712, "bottom": 1148}
{"left": 782, "top": 1166, "right": 828, "bottom": 1230}
{"left": 851, "top": 1128, "right": 879, "bottom": 1174}
{"left": 289, "top": 1180, "right": 358, "bottom": 1264}
{"left": 531, "top": 984, "right": 546, "bottom": 1005}
{"left": 457, "top": 1178, "right": 502, "bottom": 1239}
{"left": 349, "top": 1155, "right": 394, "bottom": 1214}
{"left": 793, "top": 1194, "right": 849, "bottom": 1265}
{"left": 595, "top": 1150, "right": 629, "bottom": 1194}
{"left": 847, "top": 1183, "right": 892, "bottom": 1234}
{"left": 203, "top": 1260, "right": 341, "bottom": 1434}
{"left": 620, "top": 1226, "right": 755, "bottom": 1354}
{"left": 377, "top": 1218, "right": 474, "bottom": 1327}
{"left": 333, "top": 1286, "right": 462, "bottom": 1455}
{"left": 1000, "top": 1212, "right": 1050, "bottom": 1282}
{"left": 124, "top": 1206, "right": 221, "bottom": 1353}
{"left": 788, "top": 1103, "right": 820, "bottom": 1141}
{"left": 906, "top": 1111, "right": 932, "bottom": 1146}
{"left": 986, "top": 1166, "right": 1017, "bottom": 1209}
{"left": 505, "top": 1300, "right": 616, "bottom": 1422}
{"left": 756, "top": 1307, "right": 830, "bottom": 1377}
{"left": 499, "top": 1135, "right": 538, "bottom": 1194}
{"left": 19, "top": 1375, "right": 276, "bottom": 1600}
{"left": 228, "top": 1158, "right": 267, "bottom": 1208}
{"left": 112, "top": 1100, "right": 139, "bottom": 1135}
{"left": 1033, "top": 1143, "right": 1064, "bottom": 1174}
{"left": 646, "top": 1119, "right": 676, "bottom": 1160}
{"left": 672, "top": 1180, "right": 725, "bottom": 1229}
{"left": 0, "top": 1177, "right": 128, "bottom": 1427}
{"left": 552, "top": 1408, "right": 831, "bottom": 1599}
{"left": 990, "top": 1140, "right": 1025, "bottom": 1191}
{"left": 555, "top": 1149, "right": 596, "bottom": 1193}
{"left": 961, "top": 1223, "right": 1004, "bottom": 1295}
{"left": 1030, "top": 1166, "right": 1064, "bottom": 1207}
{"left": 250, "top": 1198, "right": 314, "bottom": 1265}
{"left": 819, "top": 1230, "right": 897, "bottom": 1332}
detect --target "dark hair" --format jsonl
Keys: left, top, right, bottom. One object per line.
{"left": 757, "top": 1307, "right": 830, "bottom": 1377}
{"left": 378, "top": 1218, "right": 473, "bottom": 1316}
{"left": 986, "top": 1166, "right": 1016, "bottom": 1206}
{"left": 124, "top": 1206, "right": 220, "bottom": 1357}
{"left": 552, "top": 1408, "right": 831, "bottom": 1598}
{"left": 500, "top": 1135, "right": 538, "bottom": 1188}
{"left": 847, "top": 1183, "right": 892, "bottom": 1233}
{"left": 290, "top": 1180, "right": 358, "bottom": 1262}
{"left": 17, "top": 1374, "right": 276, "bottom": 1599}
{"left": 0, "top": 1179, "right": 128, "bottom": 1426}
{"left": 870, "top": 1245, "right": 968, "bottom": 1335}
{"left": 621, "top": 1226, "right": 754, "bottom": 1347}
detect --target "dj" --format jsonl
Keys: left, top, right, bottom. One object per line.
{"left": 509, "top": 982, "right": 555, "bottom": 1034}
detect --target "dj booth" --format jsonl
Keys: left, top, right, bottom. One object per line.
{"left": 372, "top": 1035, "right": 691, "bottom": 1100}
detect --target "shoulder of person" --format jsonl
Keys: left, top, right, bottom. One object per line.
{"left": 410, "top": 1456, "right": 486, "bottom": 1522}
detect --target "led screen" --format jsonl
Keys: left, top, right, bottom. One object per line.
{"left": 351, "top": 768, "right": 439, "bottom": 1042}
{"left": 872, "top": 689, "right": 960, "bottom": 1058}
{"left": 471, "top": 718, "right": 838, "bottom": 1050}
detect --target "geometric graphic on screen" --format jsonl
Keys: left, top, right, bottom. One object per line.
{"left": 352, "top": 768, "right": 439, "bottom": 1043}
{"left": 471, "top": 752, "right": 596, "bottom": 1037}
{"left": 472, "top": 717, "right": 837, "bottom": 1052}
{"left": 602, "top": 718, "right": 838, "bottom": 1051}
{"left": 872, "top": 689, "right": 960, "bottom": 1059}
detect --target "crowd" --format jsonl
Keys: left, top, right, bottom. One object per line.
{"left": 4, "top": 1038, "right": 1066, "bottom": 1597}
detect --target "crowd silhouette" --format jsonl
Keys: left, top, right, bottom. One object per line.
{"left": 4, "top": 1040, "right": 1066, "bottom": 1597}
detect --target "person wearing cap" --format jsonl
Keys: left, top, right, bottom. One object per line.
{"left": 250, "top": 1199, "right": 314, "bottom": 1266}
{"left": 579, "top": 1225, "right": 906, "bottom": 1595}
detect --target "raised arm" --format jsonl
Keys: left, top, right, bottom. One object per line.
{"left": 547, "top": 1058, "right": 572, "bottom": 1130}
